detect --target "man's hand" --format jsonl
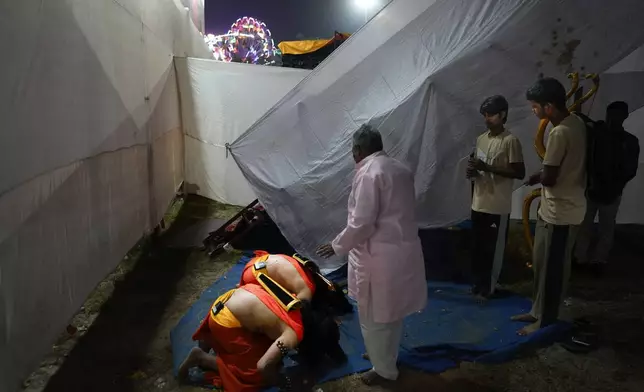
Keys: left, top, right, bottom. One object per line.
{"left": 524, "top": 171, "right": 542, "bottom": 186}
{"left": 466, "top": 166, "right": 480, "bottom": 179}
{"left": 469, "top": 157, "right": 488, "bottom": 172}
{"left": 257, "top": 359, "right": 283, "bottom": 387}
{"left": 316, "top": 244, "right": 335, "bottom": 259}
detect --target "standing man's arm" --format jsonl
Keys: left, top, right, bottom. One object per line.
{"left": 623, "top": 135, "right": 640, "bottom": 183}
{"left": 526, "top": 129, "right": 566, "bottom": 186}
{"left": 508, "top": 137, "right": 526, "bottom": 180}
{"left": 324, "top": 173, "right": 380, "bottom": 257}
{"left": 467, "top": 141, "right": 481, "bottom": 180}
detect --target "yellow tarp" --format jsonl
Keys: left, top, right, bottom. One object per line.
{"left": 278, "top": 33, "right": 350, "bottom": 56}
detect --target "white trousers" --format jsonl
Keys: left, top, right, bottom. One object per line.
{"left": 360, "top": 316, "right": 404, "bottom": 380}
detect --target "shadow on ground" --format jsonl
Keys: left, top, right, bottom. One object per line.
{"left": 42, "top": 195, "right": 238, "bottom": 392}
{"left": 44, "top": 237, "right": 189, "bottom": 391}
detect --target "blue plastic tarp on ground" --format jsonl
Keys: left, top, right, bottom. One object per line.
{"left": 170, "top": 255, "right": 569, "bottom": 389}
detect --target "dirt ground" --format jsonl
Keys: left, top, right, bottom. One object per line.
{"left": 22, "top": 195, "right": 644, "bottom": 392}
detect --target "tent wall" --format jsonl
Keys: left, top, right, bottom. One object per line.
{"left": 0, "top": 1, "right": 211, "bottom": 391}
{"left": 175, "top": 58, "right": 310, "bottom": 205}
{"left": 231, "top": 0, "right": 644, "bottom": 272}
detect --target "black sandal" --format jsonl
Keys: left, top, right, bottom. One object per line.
{"left": 560, "top": 319, "right": 599, "bottom": 354}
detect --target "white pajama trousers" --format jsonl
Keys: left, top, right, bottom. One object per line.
{"left": 360, "top": 316, "right": 404, "bottom": 380}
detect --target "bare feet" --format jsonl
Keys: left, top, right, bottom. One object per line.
{"left": 517, "top": 321, "right": 540, "bottom": 336}
{"left": 178, "top": 347, "right": 204, "bottom": 380}
{"left": 511, "top": 313, "right": 537, "bottom": 323}
{"left": 360, "top": 369, "right": 394, "bottom": 386}
{"left": 474, "top": 293, "right": 490, "bottom": 304}
{"left": 470, "top": 286, "right": 490, "bottom": 303}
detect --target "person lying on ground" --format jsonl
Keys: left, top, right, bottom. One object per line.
{"left": 239, "top": 250, "right": 353, "bottom": 316}
{"left": 178, "top": 283, "right": 345, "bottom": 391}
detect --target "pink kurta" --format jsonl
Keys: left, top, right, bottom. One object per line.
{"left": 332, "top": 151, "right": 427, "bottom": 324}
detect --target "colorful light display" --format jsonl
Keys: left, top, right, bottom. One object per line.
{"left": 204, "top": 17, "right": 280, "bottom": 65}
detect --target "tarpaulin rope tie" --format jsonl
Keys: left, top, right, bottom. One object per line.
{"left": 225, "top": 143, "right": 231, "bottom": 158}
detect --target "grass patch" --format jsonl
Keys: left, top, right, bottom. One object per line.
{"left": 174, "top": 195, "right": 241, "bottom": 222}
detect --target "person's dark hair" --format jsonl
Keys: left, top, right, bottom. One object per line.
{"left": 295, "top": 257, "right": 352, "bottom": 368}
{"left": 607, "top": 101, "right": 629, "bottom": 114}
{"left": 297, "top": 300, "right": 347, "bottom": 367}
{"left": 304, "top": 260, "right": 353, "bottom": 316}
{"left": 480, "top": 95, "right": 509, "bottom": 123}
{"left": 526, "top": 77, "right": 568, "bottom": 111}
{"left": 312, "top": 279, "right": 353, "bottom": 315}
{"left": 353, "top": 124, "right": 384, "bottom": 155}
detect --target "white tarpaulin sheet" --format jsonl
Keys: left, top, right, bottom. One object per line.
{"left": 231, "top": 0, "right": 644, "bottom": 272}
{"left": 0, "top": 1, "right": 210, "bottom": 391}
{"left": 176, "top": 58, "right": 310, "bottom": 205}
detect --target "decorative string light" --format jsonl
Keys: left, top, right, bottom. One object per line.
{"left": 204, "top": 17, "right": 279, "bottom": 65}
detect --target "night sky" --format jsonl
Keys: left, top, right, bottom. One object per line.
{"left": 205, "top": 0, "right": 388, "bottom": 43}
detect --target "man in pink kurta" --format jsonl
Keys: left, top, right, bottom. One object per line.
{"left": 317, "top": 125, "right": 427, "bottom": 386}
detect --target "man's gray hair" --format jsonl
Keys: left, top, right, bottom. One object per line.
{"left": 352, "top": 124, "right": 384, "bottom": 154}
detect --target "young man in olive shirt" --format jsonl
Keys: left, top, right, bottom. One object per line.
{"left": 467, "top": 95, "right": 525, "bottom": 298}
{"left": 513, "top": 78, "right": 587, "bottom": 335}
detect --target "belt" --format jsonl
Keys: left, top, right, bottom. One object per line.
{"left": 253, "top": 256, "right": 301, "bottom": 311}
{"left": 292, "top": 253, "right": 336, "bottom": 292}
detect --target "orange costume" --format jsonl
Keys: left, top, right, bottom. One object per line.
{"left": 240, "top": 251, "right": 316, "bottom": 295}
{"left": 192, "top": 284, "right": 304, "bottom": 392}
